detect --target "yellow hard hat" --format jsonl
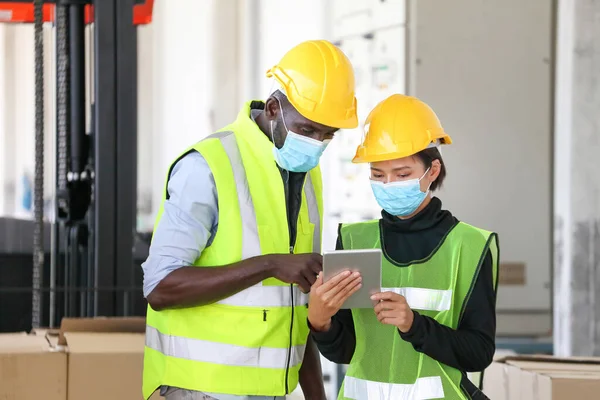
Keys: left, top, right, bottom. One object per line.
{"left": 353, "top": 94, "right": 452, "bottom": 163}
{"left": 266, "top": 40, "right": 358, "bottom": 129}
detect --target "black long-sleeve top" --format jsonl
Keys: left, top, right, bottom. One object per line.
{"left": 311, "top": 197, "right": 496, "bottom": 400}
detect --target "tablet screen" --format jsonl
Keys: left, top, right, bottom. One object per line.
{"left": 322, "top": 249, "right": 382, "bottom": 309}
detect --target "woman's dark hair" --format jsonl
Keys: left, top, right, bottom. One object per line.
{"left": 414, "top": 147, "right": 446, "bottom": 191}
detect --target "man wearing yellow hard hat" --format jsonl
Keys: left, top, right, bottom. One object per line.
{"left": 141, "top": 40, "right": 357, "bottom": 400}
{"left": 308, "top": 94, "right": 499, "bottom": 400}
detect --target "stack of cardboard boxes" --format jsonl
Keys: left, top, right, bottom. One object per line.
{"left": 483, "top": 355, "right": 600, "bottom": 399}
{"left": 0, "top": 317, "right": 160, "bottom": 400}
{"left": 4, "top": 318, "right": 600, "bottom": 400}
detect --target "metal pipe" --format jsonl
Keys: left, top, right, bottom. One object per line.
{"left": 67, "top": 4, "right": 87, "bottom": 317}
{"left": 69, "top": 4, "right": 85, "bottom": 175}
{"left": 50, "top": 223, "right": 58, "bottom": 325}
{"left": 31, "top": 0, "right": 45, "bottom": 330}
{"left": 55, "top": 3, "right": 70, "bottom": 322}
{"left": 50, "top": 20, "right": 59, "bottom": 328}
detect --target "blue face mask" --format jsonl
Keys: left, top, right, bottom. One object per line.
{"left": 370, "top": 168, "right": 431, "bottom": 217}
{"left": 271, "top": 104, "right": 330, "bottom": 172}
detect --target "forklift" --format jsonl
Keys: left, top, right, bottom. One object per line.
{"left": 0, "top": 0, "right": 154, "bottom": 331}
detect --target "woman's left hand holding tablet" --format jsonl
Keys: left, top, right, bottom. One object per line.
{"left": 371, "top": 291, "right": 415, "bottom": 333}
{"left": 308, "top": 270, "right": 362, "bottom": 332}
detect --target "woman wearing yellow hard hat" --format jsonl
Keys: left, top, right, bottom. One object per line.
{"left": 308, "top": 94, "right": 499, "bottom": 400}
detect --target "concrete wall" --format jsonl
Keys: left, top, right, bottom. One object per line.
{"left": 410, "top": 0, "right": 554, "bottom": 335}
{"left": 143, "top": 0, "right": 328, "bottom": 227}
{"left": 146, "top": 0, "right": 218, "bottom": 225}
{"left": 322, "top": 0, "right": 555, "bottom": 335}
{"left": 0, "top": 24, "right": 56, "bottom": 219}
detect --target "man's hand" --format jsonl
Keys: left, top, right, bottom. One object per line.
{"left": 307, "top": 270, "right": 362, "bottom": 332}
{"left": 371, "top": 291, "right": 414, "bottom": 333}
{"left": 268, "top": 253, "right": 323, "bottom": 293}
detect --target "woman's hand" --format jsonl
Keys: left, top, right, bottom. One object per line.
{"left": 371, "top": 291, "right": 414, "bottom": 333}
{"left": 308, "top": 270, "right": 362, "bottom": 332}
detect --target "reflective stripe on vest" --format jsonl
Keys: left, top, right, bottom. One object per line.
{"left": 212, "top": 131, "right": 261, "bottom": 260}
{"left": 146, "top": 326, "right": 306, "bottom": 369}
{"left": 217, "top": 283, "right": 309, "bottom": 307}
{"left": 206, "top": 131, "right": 319, "bottom": 309}
{"left": 304, "top": 172, "right": 321, "bottom": 254}
{"left": 380, "top": 287, "right": 453, "bottom": 312}
{"left": 343, "top": 376, "right": 444, "bottom": 400}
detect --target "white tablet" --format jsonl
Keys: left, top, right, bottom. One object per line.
{"left": 322, "top": 249, "right": 382, "bottom": 309}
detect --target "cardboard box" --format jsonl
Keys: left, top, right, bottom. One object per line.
{"left": 59, "top": 317, "right": 152, "bottom": 400}
{"left": 0, "top": 331, "right": 67, "bottom": 400}
{"left": 483, "top": 355, "right": 600, "bottom": 399}
{"left": 1, "top": 317, "right": 161, "bottom": 400}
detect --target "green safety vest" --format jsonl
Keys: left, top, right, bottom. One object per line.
{"left": 338, "top": 220, "right": 498, "bottom": 400}
{"left": 142, "top": 101, "right": 324, "bottom": 399}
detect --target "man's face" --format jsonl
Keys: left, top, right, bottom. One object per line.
{"left": 266, "top": 94, "right": 338, "bottom": 149}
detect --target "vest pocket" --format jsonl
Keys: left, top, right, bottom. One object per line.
{"left": 258, "top": 224, "right": 282, "bottom": 287}
{"left": 296, "top": 216, "right": 315, "bottom": 253}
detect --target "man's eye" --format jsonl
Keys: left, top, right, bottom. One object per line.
{"left": 301, "top": 128, "right": 314, "bottom": 134}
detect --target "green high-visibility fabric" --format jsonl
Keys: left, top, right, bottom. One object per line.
{"left": 338, "top": 220, "right": 498, "bottom": 400}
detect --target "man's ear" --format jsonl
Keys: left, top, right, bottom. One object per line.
{"left": 264, "top": 97, "right": 280, "bottom": 121}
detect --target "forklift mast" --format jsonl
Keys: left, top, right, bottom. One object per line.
{"left": 0, "top": 0, "right": 154, "bottom": 329}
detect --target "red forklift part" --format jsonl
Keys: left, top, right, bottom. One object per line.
{"left": 0, "top": 0, "right": 153, "bottom": 25}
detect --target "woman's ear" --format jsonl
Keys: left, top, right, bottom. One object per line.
{"left": 429, "top": 159, "right": 442, "bottom": 183}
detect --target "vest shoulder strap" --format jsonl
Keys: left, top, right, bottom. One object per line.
{"left": 454, "top": 222, "right": 500, "bottom": 290}
{"left": 161, "top": 130, "right": 235, "bottom": 201}
{"left": 339, "top": 220, "right": 380, "bottom": 250}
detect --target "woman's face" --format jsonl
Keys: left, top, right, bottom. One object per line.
{"left": 370, "top": 156, "right": 440, "bottom": 192}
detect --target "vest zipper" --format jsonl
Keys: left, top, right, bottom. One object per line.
{"left": 284, "top": 283, "right": 293, "bottom": 394}
{"left": 284, "top": 245, "right": 294, "bottom": 394}
{"left": 263, "top": 309, "right": 268, "bottom": 321}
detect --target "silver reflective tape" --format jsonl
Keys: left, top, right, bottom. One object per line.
{"left": 217, "top": 283, "right": 309, "bottom": 307}
{"left": 344, "top": 376, "right": 444, "bottom": 400}
{"left": 204, "top": 131, "right": 234, "bottom": 141}
{"left": 304, "top": 173, "right": 321, "bottom": 254}
{"left": 146, "top": 326, "right": 306, "bottom": 369}
{"left": 218, "top": 134, "right": 262, "bottom": 260}
{"left": 380, "top": 287, "right": 453, "bottom": 312}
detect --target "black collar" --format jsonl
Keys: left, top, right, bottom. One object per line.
{"left": 381, "top": 197, "right": 453, "bottom": 233}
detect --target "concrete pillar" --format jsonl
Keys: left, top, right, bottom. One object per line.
{"left": 554, "top": 0, "right": 600, "bottom": 356}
